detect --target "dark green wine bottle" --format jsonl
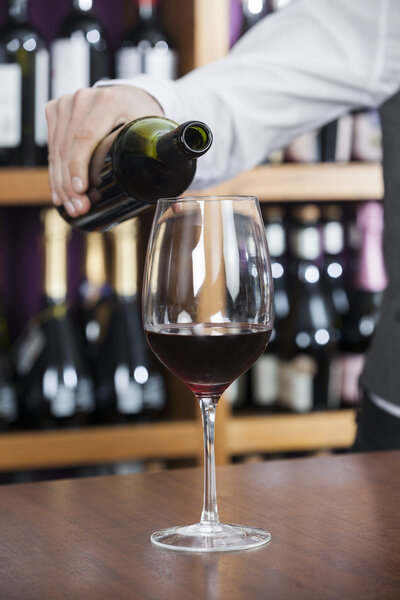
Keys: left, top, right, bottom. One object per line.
{"left": 58, "top": 116, "right": 213, "bottom": 232}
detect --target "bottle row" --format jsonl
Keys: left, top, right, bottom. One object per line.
{"left": 0, "top": 209, "right": 167, "bottom": 431}
{"left": 0, "top": 0, "right": 382, "bottom": 166}
{"left": 0, "top": 200, "right": 386, "bottom": 430}
{"left": 226, "top": 200, "right": 386, "bottom": 413}
{"left": 0, "top": 0, "right": 177, "bottom": 166}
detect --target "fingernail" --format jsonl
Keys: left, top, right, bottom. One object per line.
{"left": 52, "top": 191, "right": 60, "bottom": 205}
{"left": 65, "top": 200, "right": 76, "bottom": 216}
{"left": 72, "top": 177, "right": 83, "bottom": 193}
{"left": 72, "top": 198, "right": 83, "bottom": 211}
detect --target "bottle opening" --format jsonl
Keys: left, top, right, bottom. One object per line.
{"left": 182, "top": 123, "right": 212, "bottom": 154}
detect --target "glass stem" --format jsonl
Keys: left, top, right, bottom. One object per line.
{"left": 197, "top": 395, "right": 220, "bottom": 526}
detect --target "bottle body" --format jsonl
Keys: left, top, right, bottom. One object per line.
{"left": 95, "top": 219, "right": 166, "bottom": 422}
{"left": 0, "top": 0, "right": 49, "bottom": 166}
{"left": 57, "top": 116, "right": 213, "bottom": 232}
{"left": 339, "top": 202, "right": 387, "bottom": 406}
{"left": 252, "top": 206, "right": 289, "bottom": 408}
{"left": 116, "top": 0, "right": 177, "bottom": 80}
{"left": 280, "top": 205, "right": 340, "bottom": 412}
{"left": 14, "top": 209, "right": 95, "bottom": 428}
{"left": 51, "top": 0, "right": 110, "bottom": 99}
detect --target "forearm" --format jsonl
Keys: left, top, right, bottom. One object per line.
{"left": 99, "top": 0, "right": 400, "bottom": 188}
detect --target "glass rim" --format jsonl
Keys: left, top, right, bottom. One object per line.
{"left": 157, "top": 194, "right": 259, "bottom": 204}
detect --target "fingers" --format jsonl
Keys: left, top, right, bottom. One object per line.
{"left": 45, "top": 85, "right": 165, "bottom": 218}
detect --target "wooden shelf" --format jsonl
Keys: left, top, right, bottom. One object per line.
{"left": 203, "top": 162, "right": 384, "bottom": 202}
{"left": 0, "top": 410, "right": 356, "bottom": 472}
{"left": 0, "top": 163, "right": 383, "bottom": 206}
{"left": 227, "top": 409, "right": 357, "bottom": 455}
{"left": 0, "top": 421, "right": 203, "bottom": 471}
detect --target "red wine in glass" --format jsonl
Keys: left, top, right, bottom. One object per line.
{"left": 146, "top": 323, "right": 272, "bottom": 396}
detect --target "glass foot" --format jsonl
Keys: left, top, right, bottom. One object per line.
{"left": 150, "top": 522, "right": 271, "bottom": 552}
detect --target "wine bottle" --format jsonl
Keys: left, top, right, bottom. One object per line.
{"left": 0, "top": 0, "right": 49, "bottom": 166}
{"left": 351, "top": 109, "right": 382, "bottom": 162}
{"left": 116, "top": 0, "right": 177, "bottom": 80}
{"left": 95, "top": 218, "right": 166, "bottom": 422}
{"left": 322, "top": 205, "right": 350, "bottom": 320}
{"left": 251, "top": 205, "right": 289, "bottom": 408}
{"left": 51, "top": 0, "right": 110, "bottom": 99}
{"left": 280, "top": 205, "right": 340, "bottom": 412}
{"left": 57, "top": 116, "right": 213, "bottom": 232}
{"left": 14, "top": 209, "right": 95, "bottom": 428}
{"left": 339, "top": 202, "right": 387, "bottom": 406}
{"left": 320, "top": 115, "right": 354, "bottom": 163}
{"left": 321, "top": 204, "right": 350, "bottom": 408}
{"left": 77, "top": 231, "right": 112, "bottom": 373}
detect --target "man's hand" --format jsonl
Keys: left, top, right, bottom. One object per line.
{"left": 45, "top": 85, "right": 164, "bottom": 217}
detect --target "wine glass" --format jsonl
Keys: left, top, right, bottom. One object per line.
{"left": 142, "top": 195, "right": 274, "bottom": 552}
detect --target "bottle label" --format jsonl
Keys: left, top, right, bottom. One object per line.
{"left": 252, "top": 353, "right": 279, "bottom": 406}
{"left": 50, "top": 384, "right": 75, "bottom": 418}
{"left": 340, "top": 353, "right": 365, "bottom": 405}
{"left": 0, "top": 64, "right": 22, "bottom": 147}
{"left": 0, "top": 385, "right": 17, "bottom": 423}
{"left": 143, "top": 373, "right": 165, "bottom": 410}
{"left": 35, "top": 48, "right": 49, "bottom": 146}
{"left": 144, "top": 48, "right": 177, "bottom": 79}
{"left": 51, "top": 36, "right": 90, "bottom": 98}
{"left": 117, "top": 383, "right": 143, "bottom": 414}
{"left": 280, "top": 355, "right": 317, "bottom": 412}
{"left": 115, "top": 47, "right": 142, "bottom": 79}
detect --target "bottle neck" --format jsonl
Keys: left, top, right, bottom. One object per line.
{"left": 356, "top": 202, "right": 387, "bottom": 292}
{"left": 110, "top": 220, "right": 138, "bottom": 298}
{"left": 83, "top": 233, "right": 108, "bottom": 302}
{"left": 137, "top": 0, "right": 159, "bottom": 25}
{"left": 156, "top": 121, "right": 213, "bottom": 167}
{"left": 323, "top": 220, "right": 344, "bottom": 256}
{"left": 42, "top": 210, "right": 70, "bottom": 303}
{"left": 73, "top": 0, "right": 93, "bottom": 13}
{"left": 8, "top": 0, "right": 28, "bottom": 23}
{"left": 356, "top": 228, "right": 387, "bottom": 292}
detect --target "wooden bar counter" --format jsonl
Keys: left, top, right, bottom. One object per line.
{"left": 0, "top": 451, "right": 399, "bottom": 599}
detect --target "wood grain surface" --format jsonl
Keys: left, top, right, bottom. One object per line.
{"left": 0, "top": 451, "right": 399, "bottom": 600}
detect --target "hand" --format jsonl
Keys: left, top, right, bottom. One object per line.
{"left": 45, "top": 85, "right": 164, "bottom": 217}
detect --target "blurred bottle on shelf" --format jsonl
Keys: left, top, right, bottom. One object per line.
{"left": 251, "top": 205, "right": 289, "bottom": 408}
{"left": 0, "top": 0, "right": 49, "bottom": 166}
{"left": 77, "top": 232, "right": 112, "bottom": 375}
{"left": 51, "top": 0, "right": 110, "bottom": 99}
{"left": 280, "top": 204, "right": 340, "bottom": 412}
{"left": 321, "top": 204, "right": 350, "bottom": 408}
{"left": 320, "top": 115, "right": 354, "bottom": 163}
{"left": 13, "top": 209, "right": 95, "bottom": 428}
{"left": 339, "top": 201, "right": 387, "bottom": 406}
{"left": 116, "top": 0, "right": 177, "bottom": 80}
{"left": 352, "top": 109, "right": 382, "bottom": 162}
{"left": 284, "top": 131, "right": 321, "bottom": 163}
{"left": 321, "top": 204, "right": 350, "bottom": 321}
{"left": 95, "top": 218, "right": 166, "bottom": 423}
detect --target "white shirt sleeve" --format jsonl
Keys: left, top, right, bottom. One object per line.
{"left": 98, "top": 0, "right": 400, "bottom": 189}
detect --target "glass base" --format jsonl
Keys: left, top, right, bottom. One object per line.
{"left": 150, "top": 522, "right": 271, "bottom": 552}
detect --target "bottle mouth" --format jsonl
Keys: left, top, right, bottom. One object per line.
{"left": 181, "top": 122, "right": 213, "bottom": 155}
